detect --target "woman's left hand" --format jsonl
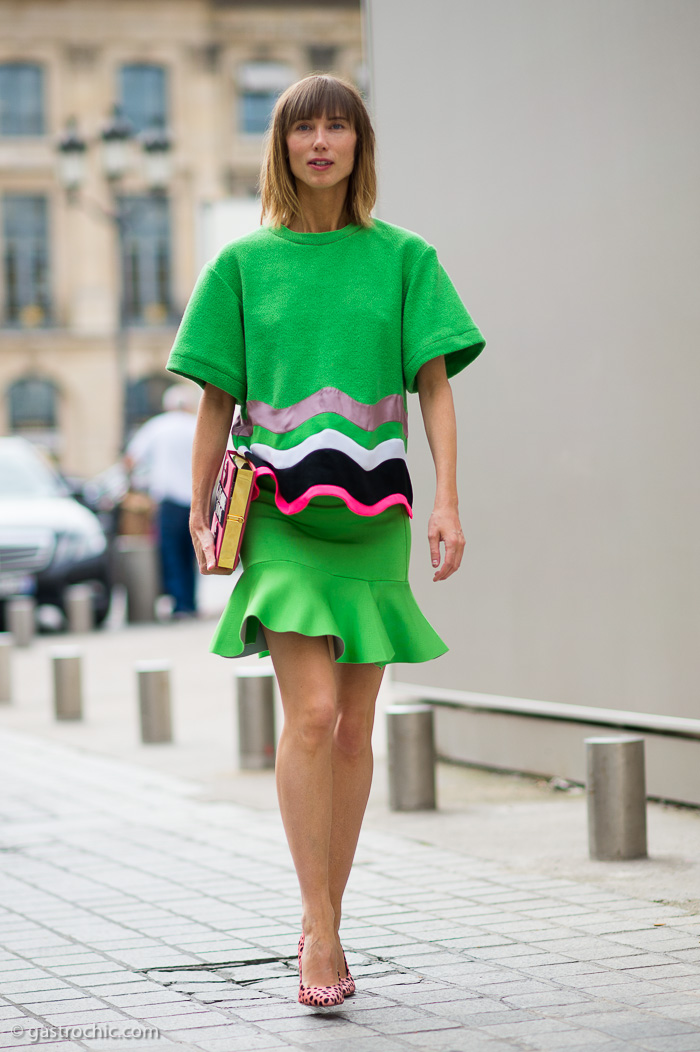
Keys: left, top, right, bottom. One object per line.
{"left": 428, "top": 506, "right": 465, "bottom": 582}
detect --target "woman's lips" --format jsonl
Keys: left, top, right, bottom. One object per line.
{"left": 308, "top": 159, "right": 333, "bottom": 169}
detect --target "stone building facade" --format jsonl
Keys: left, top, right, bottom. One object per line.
{"left": 0, "top": 0, "right": 362, "bottom": 475}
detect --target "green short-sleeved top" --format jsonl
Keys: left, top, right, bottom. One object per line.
{"left": 167, "top": 218, "right": 485, "bottom": 517}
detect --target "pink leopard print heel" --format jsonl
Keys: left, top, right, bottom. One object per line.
{"left": 339, "top": 948, "right": 355, "bottom": 997}
{"left": 298, "top": 934, "right": 345, "bottom": 1007}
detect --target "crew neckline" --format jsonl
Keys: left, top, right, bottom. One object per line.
{"left": 268, "top": 223, "right": 362, "bottom": 245}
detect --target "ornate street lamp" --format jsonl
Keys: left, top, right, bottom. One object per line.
{"left": 56, "top": 118, "right": 87, "bottom": 196}
{"left": 140, "top": 126, "right": 172, "bottom": 192}
{"left": 100, "top": 105, "right": 134, "bottom": 181}
{"left": 56, "top": 108, "right": 173, "bottom": 450}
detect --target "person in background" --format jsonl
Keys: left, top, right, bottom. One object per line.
{"left": 125, "top": 383, "right": 199, "bottom": 618}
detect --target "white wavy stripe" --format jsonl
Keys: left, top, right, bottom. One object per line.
{"left": 241, "top": 431, "right": 408, "bottom": 471}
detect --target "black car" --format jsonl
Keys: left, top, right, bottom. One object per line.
{"left": 0, "top": 437, "right": 112, "bottom": 628}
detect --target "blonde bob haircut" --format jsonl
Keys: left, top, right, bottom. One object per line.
{"left": 260, "top": 75, "right": 376, "bottom": 229}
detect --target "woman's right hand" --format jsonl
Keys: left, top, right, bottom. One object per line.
{"left": 190, "top": 518, "right": 231, "bottom": 575}
{"left": 189, "top": 384, "right": 237, "bottom": 575}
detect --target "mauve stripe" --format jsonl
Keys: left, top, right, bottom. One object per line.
{"left": 238, "top": 387, "right": 408, "bottom": 438}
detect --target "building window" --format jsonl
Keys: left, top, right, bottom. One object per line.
{"left": 119, "top": 64, "right": 168, "bottom": 133}
{"left": 7, "top": 376, "right": 59, "bottom": 454}
{"left": 307, "top": 46, "right": 338, "bottom": 72}
{"left": 0, "top": 62, "right": 45, "bottom": 136}
{"left": 126, "top": 374, "right": 171, "bottom": 435}
{"left": 2, "top": 194, "right": 50, "bottom": 326}
{"left": 8, "top": 376, "right": 58, "bottom": 432}
{"left": 238, "top": 62, "right": 294, "bottom": 135}
{"left": 119, "top": 195, "right": 172, "bottom": 325}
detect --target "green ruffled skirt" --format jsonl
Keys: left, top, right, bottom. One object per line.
{"left": 209, "top": 481, "right": 448, "bottom": 665}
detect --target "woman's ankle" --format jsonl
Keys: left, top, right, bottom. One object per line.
{"left": 301, "top": 905, "right": 336, "bottom": 939}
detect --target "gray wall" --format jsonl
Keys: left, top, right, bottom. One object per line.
{"left": 367, "top": 0, "right": 700, "bottom": 717}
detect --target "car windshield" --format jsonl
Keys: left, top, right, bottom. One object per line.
{"left": 0, "top": 443, "right": 67, "bottom": 499}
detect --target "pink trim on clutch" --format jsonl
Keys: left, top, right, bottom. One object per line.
{"left": 251, "top": 465, "right": 413, "bottom": 519}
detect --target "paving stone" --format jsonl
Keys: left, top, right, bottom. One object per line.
{"left": 258, "top": 1016, "right": 374, "bottom": 1038}
{"left": 602, "top": 1020, "right": 700, "bottom": 1040}
{"left": 604, "top": 984, "right": 679, "bottom": 1006}
{"left": 43, "top": 1013, "right": 140, "bottom": 1032}
{"left": 654, "top": 1006, "right": 700, "bottom": 1023}
{"left": 291, "top": 1038, "right": 410, "bottom": 1052}
{"left": 388, "top": 986, "right": 481, "bottom": 1006}
{"left": 636, "top": 1039, "right": 700, "bottom": 1052}
{"left": 620, "top": 964, "right": 700, "bottom": 981}
{"left": 19, "top": 1001, "right": 120, "bottom": 1018}
{"left": 434, "top": 1007, "right": 531, "bottom": 1027}
{"left": 6, "top": 989, "right": 94, "bottom": 1007}
{"left": 528, "top": 1031, "right": 627, "bottom": 1049}
{"left": 381, "top": 1014, "right": 483, "bottom": 1036}
{"left": 397, "top": 1029, "right": 520, "bottom": 1051}
{"left": 656, "top": 976, "right": 700, "bottom": 991}
{"left": 0, "top": 1043, "right": 85, "bottom": 1052}
{"left": 193, "top": 1039, "right": 288, "bottom": 1051}
{"left": 0, "top": 981, "right": 73, "bottom": 995}
{"left": 482, "top": 1018, "right": 577, "bottom": 1038}
{"left": 233, "top": 1003, "right": 322, "bottom": 1022}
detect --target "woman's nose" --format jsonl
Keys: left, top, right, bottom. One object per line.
{"left": 313, "top": 128, "right": 328, "bottom": 149}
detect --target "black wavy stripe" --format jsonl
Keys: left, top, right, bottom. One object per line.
{"left": 248, "top": 449, "right": 413, "bottom": 509}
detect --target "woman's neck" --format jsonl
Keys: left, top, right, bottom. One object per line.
{"left": 288, "top": 183, "right": 350, "bottom": 233}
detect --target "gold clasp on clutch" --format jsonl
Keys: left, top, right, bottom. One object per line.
{"left": 227, "top": 514, "right": 245, "bottom": 524}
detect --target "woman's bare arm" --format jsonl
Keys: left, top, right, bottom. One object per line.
{"left": 416, "top": 355, "right": 465, "bottom": 582}
{"left": 190, "top": 383, "right": 236, "bottom": 575}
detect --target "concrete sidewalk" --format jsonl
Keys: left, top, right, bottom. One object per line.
{"left": 1, "top": 617, "right": 700, "bottom": 1051}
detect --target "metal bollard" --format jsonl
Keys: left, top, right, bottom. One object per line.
{"left": 136, "top": 661, "right": 173, "bottom": 743}
{"left": 387, "top": 704, "right": 437, "bottom": 811}
{"left": 236, "top": 672, "right": 276, "bottom": 769}
{"left": 7, "top": 596, "right": 35, "bottom": 647}
{"left": 0, "top": 632, "right": 12, "bottom": 703}
{"left": 65, "top": 584, "right": 94, "bottom": 633}
{"left": 117, "top": 537, "right": 159, "bottom": 624}
{"left": 586, "top": 736, "right": 648, "bottom": 861}
{"left": 51, "top": 646, "right": 83, "bottom": 720}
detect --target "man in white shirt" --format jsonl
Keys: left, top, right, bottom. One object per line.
{"left": 126, "top": 384, "right": 199, "bottom": 617}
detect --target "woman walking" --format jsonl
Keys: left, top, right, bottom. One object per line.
{"left": 167, "top": 75, "right": 485, "bottom": 1006}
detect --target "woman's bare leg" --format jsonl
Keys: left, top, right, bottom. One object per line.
{"left": 328, "top": 659, "right": 384, "bottom": 976}
{"left": 263, "top": 628, "right": 340, "bottom": 989}
{"left": 264, "top": 628, "right": 384, "bottom": 987}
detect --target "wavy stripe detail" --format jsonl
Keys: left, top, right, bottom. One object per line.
{"left": 241, "top": 432, "right": 407, "bottom": 471}
{"left": 247, "top": 449, "right": 412, "bottom": 510}
{"left": 252, "top": 467, "right": 413, "bottom": 518}
{"left": 250, "top": 416, "right": 405, "bottom": 452}
{"left": 232, "top": 387, "right": 408, "bottom": 439}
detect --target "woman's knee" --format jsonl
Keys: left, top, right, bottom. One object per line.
{"left": 333, "top": 709, "right": 373, "bottom": 759}
{"left": 286, "top": 692, "right": 337, "bottom": 750}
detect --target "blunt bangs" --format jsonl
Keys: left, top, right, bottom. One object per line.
{"left": 279, "top": 77, "right": 358, "bottom": 134}
{"left": 260, "top": 75, "right": 377, "bottom": 229}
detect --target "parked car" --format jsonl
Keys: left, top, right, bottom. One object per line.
{"left": 0, "top": 437, "right": 112, "bottom": 628}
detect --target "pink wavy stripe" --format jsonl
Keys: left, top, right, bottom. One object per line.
{"left": 232, "top": 387, "right": 408, "bottom": 439}
{"left": 251, "top": 466, "right": 413, "bottom": 519}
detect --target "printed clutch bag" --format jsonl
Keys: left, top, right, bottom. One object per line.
{"left": 211, "top": 452, "right": 255, "bottom": 572}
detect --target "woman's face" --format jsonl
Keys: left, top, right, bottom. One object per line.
{"left": 285, "top": 113, "right": 357, "bottom": 193}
